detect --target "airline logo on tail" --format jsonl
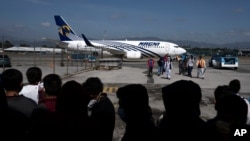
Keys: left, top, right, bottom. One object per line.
{"left": 59, "top": 25, "right": 71, "bottom": 37}
{"left": 54, "top": 15, "right": 81, "bottom": 41}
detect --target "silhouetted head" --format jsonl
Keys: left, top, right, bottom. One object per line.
{"left": 82, "top": 77, "right": 103, "bottom": 99}
{"left": 162, "top": 80, "right": 202, "bottom": 118}
{"left": 1, "top": 69, "right": 23, "bottom": 92}
{"left": 229, "top": 79, "right": 241, "bottom": 94}
{"left": 116, "top": 84, "right": 151, "bottom": 121}
{"left": 26, "top": 67, "right": 42, "bottom": 84}
{"left": 43, "top": 74, "right": 62, "bottom": 96}
{"left": 56, "top": 80, "right": 88, "bottom": 116}
{"left": 215, "top": 94, "right": 247, "bottom": 126}
{"left": 214, "top": 85, "right": 234, "bottom": 103}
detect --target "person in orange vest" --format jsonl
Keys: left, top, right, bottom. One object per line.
{"left": 196, "top": 55, "right": 206, "bottom": 79}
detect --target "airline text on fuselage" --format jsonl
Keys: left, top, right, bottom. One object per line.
{"left": 138, "top": 42, "right": 160, "bottom": 47}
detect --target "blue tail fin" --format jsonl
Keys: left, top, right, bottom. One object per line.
{"left": 54, "top": 15, "right": 82, "bottom": 41}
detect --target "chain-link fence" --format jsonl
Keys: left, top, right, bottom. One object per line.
{"left": 1, "top": 50, "right": 98, "bottom": 83}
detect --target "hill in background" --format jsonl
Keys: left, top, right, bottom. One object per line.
{"left": 10, "top": 37, "right": 250, "bottom": 49}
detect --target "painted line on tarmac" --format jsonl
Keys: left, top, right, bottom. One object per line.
{"left": 103, "top": 86, "right": 118, "bottom": 94}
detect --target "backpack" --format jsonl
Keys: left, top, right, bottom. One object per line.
{"left": 157, "top": 59, "right": 162, "bottom": 66}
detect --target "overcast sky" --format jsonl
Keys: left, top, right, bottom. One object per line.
{"left": 1, "top": 0, "right": 250, "bottom": 44}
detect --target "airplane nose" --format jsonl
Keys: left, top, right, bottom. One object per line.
{"left": 182, "top": 48, "right": 187, "bottom": 53}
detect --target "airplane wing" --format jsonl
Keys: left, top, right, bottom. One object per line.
{"left": 42, "top": 38, "right": 69, "bottom": 49}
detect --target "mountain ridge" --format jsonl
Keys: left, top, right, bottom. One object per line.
{"left": 9, "top": 37, "right": 250, "bottom": 49}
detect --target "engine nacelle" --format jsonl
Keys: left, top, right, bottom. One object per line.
{"left": 66, "top": 41, "right": 86, "bottom": 49}
{"left": 126, "top": 51, "right": 142, "bottom": 59}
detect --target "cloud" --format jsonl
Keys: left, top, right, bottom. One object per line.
{"left": 144, "top": 16, "right": 155, "bottom": 22}
{"left": 40, "top": 22, "right": 51, "bottom": 27}
{"left": 174, "top": 18, "right": 188, "bottom": 22}
{"left": 224, "top": 30, "right": 250, "bottom": 37}
{"left": 232, "top": 7, "right": 244, "bottom": 13}
{"left": 14, "top": 24, "right": 25, "bottom": 28}
{"left": 109, "top": 13, "right": 126, "bottom": 20}
{"left": 244, "top": 31, "right": 250, "bottom": 36}
{"left": 224, "top": 30, "right": 236, "bottom": 36}
{"left": 24, "top": 0, "right": 50, "bottom": 5}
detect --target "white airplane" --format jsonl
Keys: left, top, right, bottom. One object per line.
{"left": 54, "top": 15, "right": 186, "bottom": 59}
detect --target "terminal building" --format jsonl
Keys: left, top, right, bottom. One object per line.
{"left": 238, "top": 48, "right": 250, "bottom": 56}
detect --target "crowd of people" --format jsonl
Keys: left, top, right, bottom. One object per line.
{"left": 149, "top": 54, "right": 206, "bottom": 79}
{"left": 1, "top": 66, "right": 250, "bottom": 141}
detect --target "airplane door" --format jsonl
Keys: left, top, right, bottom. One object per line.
{"left": 166, "top": 46, "right": 169, "bottom": 52}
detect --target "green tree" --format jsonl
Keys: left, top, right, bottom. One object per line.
{"left": 0, "top": 40, "right": 13, "bottom": 48}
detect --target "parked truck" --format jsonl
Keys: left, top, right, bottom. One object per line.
{"left": 208, "top": 54, "right": 238, "bottom": 70}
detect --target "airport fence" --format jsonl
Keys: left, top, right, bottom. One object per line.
{"left": 1, "top": 51, "right": 97, "bottom": 83}
{"left": 2, "top": 50, "right": 123, "bottom": 83}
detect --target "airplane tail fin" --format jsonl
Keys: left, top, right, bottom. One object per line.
{"left": 54, "top": 15, "right": 82, "bottom": 41}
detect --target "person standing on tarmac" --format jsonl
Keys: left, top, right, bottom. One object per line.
{"left": 147, "top": 57, "right": 155, "bottom": 77}
{"left": 157, "top": 57, "right": 165, "bottom": 76}
{"left": 187, "top": 55, "right": 195, "bottom": 77}
{"left": 196, "top": 55, "right": 206, "bottom": 79}
{"left": 164, "top": 56, "right": 173, "bottom": 80}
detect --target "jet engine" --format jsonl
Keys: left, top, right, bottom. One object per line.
{"left": 126, "top": 51, "right": 142, "bottom": 59}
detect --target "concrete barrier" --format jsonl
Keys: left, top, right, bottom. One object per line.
{"left": 97, "top": 58, "right": 122, "bottom": 70}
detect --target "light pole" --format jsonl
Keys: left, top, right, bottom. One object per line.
{"left": 33, "top": 40, "right": 36, "bottom": 66}
{"left": 76, "top": 43, "right": 79, "bottom": 72}
{"left": 53, "top": 44, "right": 56, "bottom": 74}
{"left": 42, "top": 37, "right": 55, "bottom": 74}
{"left": 39, "top": 45, "right": 42, "bottom": 65}
{"left": 60, "top": 46, "right": 64, "bottom": 67}
{"left": 66, "top": 47, "right": 69, "bottom": 75}
{"left": 2, "top": 36, "right": 5, "bottom": 72}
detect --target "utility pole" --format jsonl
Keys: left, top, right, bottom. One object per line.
{"left": 2, "top": 36, "right": 5, "bottom": 72}
{"left": 77, "top": 44, "right": 79, "bottom": 72}
{"left": 53, "top": 44, "right": 56, "bottom": 74}
{"left": 33, "top": 40, "right": 36, "bottom": 66}
{"left": 60, "top": 46, "right": 64, "bottom": 67}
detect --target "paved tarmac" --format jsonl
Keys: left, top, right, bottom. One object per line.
{"left": 62, "top": 58, "right": 250, "bottom": 94}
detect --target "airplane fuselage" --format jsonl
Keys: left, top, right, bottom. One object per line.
{"left": 64, "top": 39, "right": 186, "bottom": 59}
